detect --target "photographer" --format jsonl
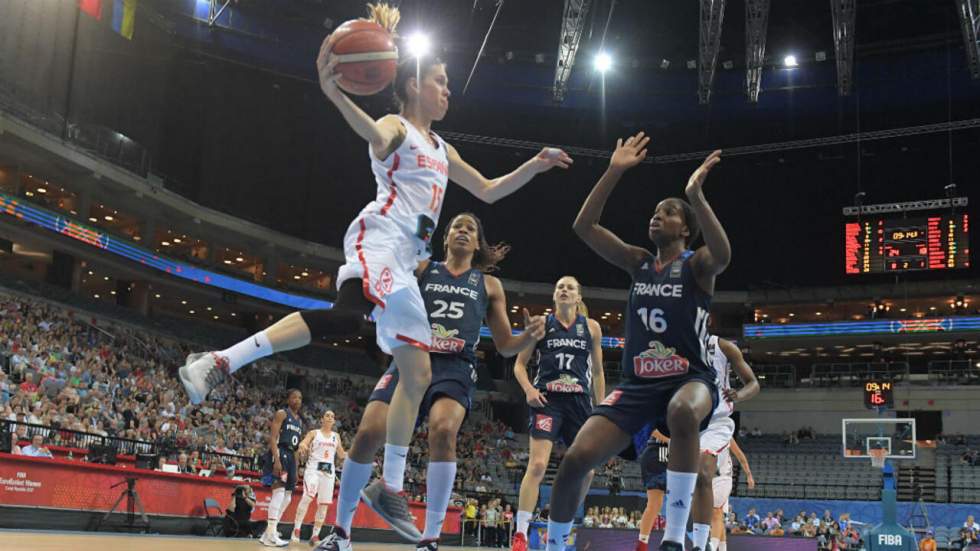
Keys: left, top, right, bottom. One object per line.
{"left": 223, "top": 484, "right": 264, "bottom": 538}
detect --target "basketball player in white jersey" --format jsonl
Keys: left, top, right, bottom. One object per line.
{"left": 291, "top": 410, "right": 347, "bottom": 545}
{"left": 690, "top": 335, "right": 758, "bottom": 551}
{"left": 178, "top": 3, "right": 570, "bottom": 537}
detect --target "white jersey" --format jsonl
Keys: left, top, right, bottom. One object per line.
{"left": 707, "top": 335, "right": 733, "bottom": 421}
{"left": 306, "top": 430, "right": 340, "bottom": 472}
{"left": 362, "top": 115, "right": 450, "bottom": 257}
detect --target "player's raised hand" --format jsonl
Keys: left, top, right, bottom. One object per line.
{"left": 532, "top": 147, "right": 574, "bottom": 172}
{"left": 523, "top": 308, "right": 546, "bottom": 340}
{"left": 723, "top": 388, "right": 740, "bottom": 403}
{"left": 610, "top": 132, "right": 650, "bottom": 172}
{"left": 316, "top": 35, "right": 343, "bottom": 99}
{"left": 685, "top": 149, "right": 722, "bottom": 198}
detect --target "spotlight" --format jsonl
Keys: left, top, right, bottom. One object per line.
{"left": 783, "top": 55, "right": 798, "bottom": 67}
{"left": 722, "top": 60, "right": 734, "bottom": 70}
{"left": 405, "top": 32, "right": 431, "bottom": 58}
{"left": 686, "top": 59, "right": 697, "bottom": 69}
{"left": 815, "top": 51, "right": 827, "bottom": 61}
{"left": 594, "top": 52, "right": 613, "bottom": 73}
{"left": 660, "top": 59, "right": 670, "bottom": 69}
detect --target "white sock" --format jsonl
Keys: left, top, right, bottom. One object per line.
{"left": 545, "top": 520, "right": 573, "bottom": 551}
{"left": 663, "top": 470, "right": 698, "bottom": 544}
{"left": 516, "top": 510, "right": 532, "bottom": 536}
{"left": 382, "top": 444, "right": 409, "bottom": 492}
{"left": 710, "top": 537, "right": 720, "bottom": 550}
{"left": 267, "top": 487, "right": 285, "bottom": 535}
{"left": 313, "top": 505, "right": 328, "bottom": 536}
{"left": 693, "top": 523, "right": 711, "bottom": 549}
{"left": 638, "top": 533, "right": 650, "bottom": 543}
{"left": 220, "top": 330, "right": 272, "bottom": 373}
{"left": 278, "top": 492, "right": 293, "bottom": 527}
{"left": 421, "top": 461, "right": 456, "bottom": 540}
{"left": 293, "top": 494, "right": 313, "bottom": 534}
{"left": 718, "top": 541, "right": 727, "bottom": 551}
{"left": 336, "top": 459, "right": 373, "bottom": 536}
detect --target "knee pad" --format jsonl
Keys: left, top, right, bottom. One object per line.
{"left": 300, "top": 308, "right": 366, "bottom": 340}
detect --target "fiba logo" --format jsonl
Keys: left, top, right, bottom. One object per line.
{"left": 877, "top": 534, "right": 903, "bottom": 545}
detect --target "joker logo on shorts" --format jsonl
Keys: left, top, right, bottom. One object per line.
{"left": 534, "top": 414, "right": 554, "bottom": 433}
{"left": 430, "top": 323, "right": 466, "bottom": 353}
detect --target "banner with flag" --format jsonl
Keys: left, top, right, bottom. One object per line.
{"left": 79, "top": 0, "right": 103, "bottom": 20}
{"left": 111, "top": 0, "right": 138, "bottom": 40}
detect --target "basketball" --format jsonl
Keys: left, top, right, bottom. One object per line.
{"left": 328, "top": 19, "right": 398, "bottom": 96}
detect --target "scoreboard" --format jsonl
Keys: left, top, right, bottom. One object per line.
{"left": 864, "top": 380, "right": 894, "bottom": 410}
{"left": 846, "top": 213, "right": 969, "bottom": 274}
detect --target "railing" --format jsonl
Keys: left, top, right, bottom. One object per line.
{"left": 735, "top": 480, "right": 882, "bottom": 500}
{"left": 927, "top": 360, "right": 980, "bottom": 385}
{"left": 747, "top": 364, "right": 798, "bottom": 388}
{"left": 809, "top": 362, "right": 909, "bottom": 386}
{"left": 2, "top": 420, "right": 260, "bottom": 471}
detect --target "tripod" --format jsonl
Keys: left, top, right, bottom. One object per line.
{"left": 95, "top": 478, "right": 150, "bottom": 533}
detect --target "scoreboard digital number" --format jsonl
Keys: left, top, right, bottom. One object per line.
{"left": 845, "top": 213, "right": 969, "bottom": 274}
{"left": 864, "top": 380, "right": 894, "bottom": 410}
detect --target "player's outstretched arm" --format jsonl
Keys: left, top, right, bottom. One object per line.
{"left": 447, "top": 143, "right": 572, "bottom": 204}
{"left": 685, "top": 150, "right": 731, "bottom": 289}
{"left": 719, "top": 339, "right": 760, "bottom": 403}
{"left": 587, "top": 318, "right": 605, "bottom": 406}
{"left": 484, "top": 276, "right": 545, "bottom": 357}
{"left": 573, "top": 133, "right": 652, "bottom": 275}
{"left": 316, "top": 40, "right": 405, "bottom": 159}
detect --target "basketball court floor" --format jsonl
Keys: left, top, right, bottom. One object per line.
{"left": 1, "top": 530, "right": 482, "bottom": 551}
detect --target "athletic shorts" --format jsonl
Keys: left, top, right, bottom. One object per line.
{"left": 368, "top": 354, "right": 477, "bottom": 417}
{"left": 337, "top": 214, "right": 431, "bottom": 355}
{"left": 713, "top": 475, "right": 733, "bottom": 508}
{"left": 639, "top": 442, "right": 669, "bottom": 491}
{"left": 261, "top": 447, "right": 298, "bottom": 491}
{"left": 527, "top": 392, "right": 593, "bottom": 447}
{"left": 700, "top": 416, "right": 735, "bottom": 456}
{"left": 302, "top": 468, "right": 336, "bottom": 504}
{"left": 593, "top": 373, "right": 718, "bottom": 456}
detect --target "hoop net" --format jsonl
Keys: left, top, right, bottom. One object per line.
{"left": 869, "top": 448, "right": 887, "bottom": 469}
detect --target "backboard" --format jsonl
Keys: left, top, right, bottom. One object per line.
{"left": 842, "top": 418, "right": 916, "bottom": 460}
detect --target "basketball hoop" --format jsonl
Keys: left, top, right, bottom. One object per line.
{"left": 870, "top": 448, "right": 887, "bottom": 469}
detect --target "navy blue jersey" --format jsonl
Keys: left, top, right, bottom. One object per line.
{"left": 420, "top": 262, "right": 489, "bottom": 363}
{"left": 532, "top": 314, "right": 593, "bottom": 395}
{"left": 622, "top": 250, "right": 712, "bottom": 384}
{"left": 278, "top": 408, "right": 303, "bottom": 451}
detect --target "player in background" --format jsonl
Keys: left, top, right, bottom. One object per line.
{"left": 260, "top": 389, "right": 304, "bottom": 547}
{"left": 511, "top": 276, "right": 605, "bottom": 551}
{"left": 291, "top": 410, "right": 347, "bottom": 545}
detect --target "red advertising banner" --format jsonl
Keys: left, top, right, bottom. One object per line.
{"left": 0, "top": 453, "right": 459, "bottom": 534}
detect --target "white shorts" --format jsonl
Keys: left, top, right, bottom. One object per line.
{"left": 303, "top": 469, "right": 336, "bottom": 504}
{"left": 712, "top": 475, "right": 733, "bottom": 509}
{"left": 336, "top": 214, "right": 431, "bottom": 355}
{"left": 699, "top": 416, "right": 735, "bottom": 456}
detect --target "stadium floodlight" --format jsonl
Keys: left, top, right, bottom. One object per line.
{"left": 406, "top": 32, "right": 431, "bottom": 58}
{"left": 594, "top": 52, "right": 613, "bottom": 73}
{"left": 783, "top": 54, "right": 798, "bottom": 67}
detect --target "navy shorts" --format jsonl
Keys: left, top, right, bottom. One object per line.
{"left": 261, "top": 446, "right": 298, "bottom": 491}
{"left": 527, "top": 392, "right": 593, "bottom": 447}
{"left": 639, "top": 441, "right": 669, "bottom": 491}
{"left": 593, "top": 374, "right": 718, "bottom": 454}
{"left": 368, "top": 354, "right": 477, "bottom": 417}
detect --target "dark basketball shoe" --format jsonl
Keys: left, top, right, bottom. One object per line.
{"left": 416, "top": 539, "right": 439, "bottom": 550}
{"left": 313, "top": 528, "right": 352, "bottom": 551}
{"left": 659, "top": 541, "right": 684, "bottom": 551}
{"left": 360, "top": 479, "right": 422, "bottom": 542}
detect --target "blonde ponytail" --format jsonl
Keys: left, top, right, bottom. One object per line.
{"left": 366, "top": 3, "right": 401, "bottom": 33}
{"left": 577, "top": 301, "right": 589, "bottom": 318}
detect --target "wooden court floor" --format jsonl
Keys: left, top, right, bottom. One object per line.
{"left": 0, "top": 530, "right": 486, "bottom": 551}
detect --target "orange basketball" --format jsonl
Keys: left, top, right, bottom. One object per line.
{"left": 328, "top": 19, "right": 398, "bottom": 96}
